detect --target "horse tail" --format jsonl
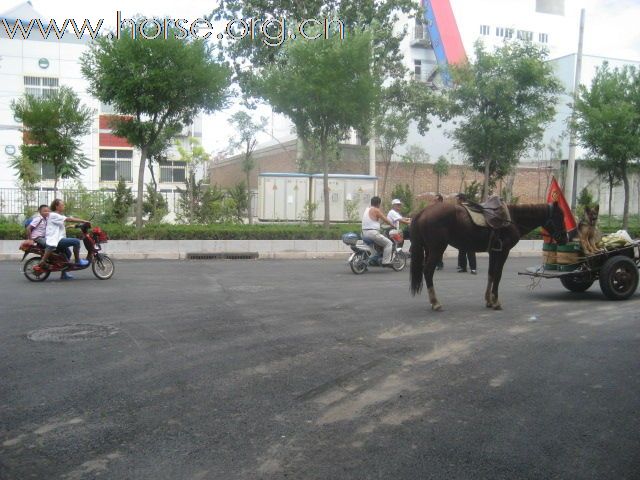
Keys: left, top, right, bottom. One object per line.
{"left": 410, "top": 214, "right": 425, "bottom": 296}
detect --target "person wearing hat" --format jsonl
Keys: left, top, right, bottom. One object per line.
{"left": 455, "top": 193, "right": 477, "bottom": 274}
{"left": 387, "top": 198, "right": 411, "bottom": 230}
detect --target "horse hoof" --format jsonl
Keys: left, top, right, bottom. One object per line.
{"left": 486, "top": 303, "right": 493, "bottom": 308}
{"left": 432, "top": 304, "right": 443, "bottom": 311}
{"left": 492, "top": 304, "right": 502, "bottom": 311}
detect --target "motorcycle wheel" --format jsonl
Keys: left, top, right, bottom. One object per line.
{"left": 391, "top": 251, "right": 407, "bottom": 272}
{"left": 350, "top": 252, "right": 368, "bottom": 274}
{"left": 92, "top": 254, "right": 115, "bottom": 280}
{"left": 23, "top": 257, "right": 50, "bottom": 282}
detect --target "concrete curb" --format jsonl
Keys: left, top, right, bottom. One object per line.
{"left": 0, "top": 239, "right": 544, "bottom": 261}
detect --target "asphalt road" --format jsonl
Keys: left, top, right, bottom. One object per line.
{"left": 1, "top": 258, "right": 639, "bottom": 480}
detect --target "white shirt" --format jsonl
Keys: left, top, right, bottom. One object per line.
{"left": 362, "top": 207, "right": 380, "bottom": 230}
{"left": 29, "top": 215, "right": 47, "bottom": 239}
{"left": 387, "top": 209, "right": 403, "bottom": 229}
{"left": 45, "top": 212, "right": 67, "bottom": 247}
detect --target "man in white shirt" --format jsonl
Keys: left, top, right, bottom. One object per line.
{"left": 39, "top": 199, "right": 90, "bottom": 279}
{"left": 362, "top": 196, "right": 395, "bottom": 265}
{"left": 387, "top": 199, "right": 411, "bottom": 229}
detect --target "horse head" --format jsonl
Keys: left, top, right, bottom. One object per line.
{"left": 546, "top": 201, "right": 568, "bottom": 245}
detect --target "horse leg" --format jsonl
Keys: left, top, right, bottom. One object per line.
{"left": 424, "top": 246, "right": 445, "bottom": 311}
{"left": 489, "top": 252, "right": 509, "bottom": 310}
{"left": 485, "top": 252, "right": 495, "bottom": 308}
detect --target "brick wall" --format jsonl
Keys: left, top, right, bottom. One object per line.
{"left": 209, "top": 142, "right": 557, "bottom": 204}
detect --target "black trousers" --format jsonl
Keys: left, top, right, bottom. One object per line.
{"left": 458, "top": 250, "right": 476, "bottom": 271}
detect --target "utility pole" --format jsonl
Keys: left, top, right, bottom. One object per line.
{"left": 565, "top": 8, "right": 585, "bottom": 209}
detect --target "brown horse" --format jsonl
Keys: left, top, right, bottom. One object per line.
{"left": 410, "top": 202, "right": 567, "bottom": 311}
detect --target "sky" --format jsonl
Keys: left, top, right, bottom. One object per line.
{"left": 4, "top": 0, "right": 640, "bottom": 155}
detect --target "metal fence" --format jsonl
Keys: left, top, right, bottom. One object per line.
{"left": 0, "top": 188, "right": 183, "bottom": 218}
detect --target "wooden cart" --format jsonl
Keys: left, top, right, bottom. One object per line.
{"left": 518, "top": 241, "right": 640, "bottom": 300}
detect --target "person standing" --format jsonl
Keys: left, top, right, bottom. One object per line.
{"left": 455, "top": 193, "right": 477, "bottom": 274}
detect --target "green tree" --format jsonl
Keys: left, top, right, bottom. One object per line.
{"left": 143, "top": 183, "right": 168, "bottom": 223}
{"left": 573, "top": 63, "right": 640, "bottom": 229}
{"left": 433, "top": 155, "right": 450, "bottom": 195}
{"left": 108, "top": 177, "right": 134, "bottom": 224}
{"left": 228, "top": 112, "right": 267, "bottom": 224}
{"left": 576, "top": 186, "right": 595, "bottom": 217}
{"left": 11, "top": 86, "right": 93, "bottom": 195}
{"left": 176, "top": 138, "right": 211, "bottom": 223}
{"left": 401, "top": 145, "right": 430, "bottom": 194}
{"left": 81, "top": 21, "right": 231, "bottom": 228}
{"left": 446, "top": 41, "right": 563, "bottom": 200}
{"left": 375, "top": 85, "right": 412, "bottom": 199}
{"left": 9, "top": 154, "right": 40, "bottom": 211}
{"left": 227, "top": 182, "right": 250, "bottom": 222}
{"left": 254, "top": 28, "right": 376, "bottom": 228}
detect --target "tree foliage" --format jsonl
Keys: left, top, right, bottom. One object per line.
{"left": 81, "top": 21, "right": 231, "bottom": 227}
{"left": 11, "top": 86, "right": 93, "bottom": 194}
{"left": 573, "top": 62, "right": 640, "bottom": 229}
{"left": 254, "top": 27, "right": 376, "bottom": 227}
{"left": 446, "top": 41, "right": 563, "bottom": 200}
{"left": 228, "top": 112, "right": 267, "bottom": 223}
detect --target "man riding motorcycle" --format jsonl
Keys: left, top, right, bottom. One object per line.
{"left": 362, "top": 196, "right": 396, "bottom": 266}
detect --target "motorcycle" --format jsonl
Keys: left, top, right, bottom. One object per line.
{"left": 342, "top": 228, "right": 408, "bottom": 274}
{"left": 20, "top": 222, "right": 115, "bottom": 282}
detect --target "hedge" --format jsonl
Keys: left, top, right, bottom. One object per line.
{"left": 0, "top": 223, "right": 363, "bottom": 240}
{"left": 1, "top": 222, "right": 637, "bottom": 241}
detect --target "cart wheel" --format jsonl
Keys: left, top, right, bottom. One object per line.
{"left": 560, "top": 274, "right": 594, "bottom": 292}
{"left": 599, "top": 255, "right": 639, "bottom": 300}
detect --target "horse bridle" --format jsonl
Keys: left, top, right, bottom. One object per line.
{"left": 543, "top": 203, "right": 566, "bottom": 243}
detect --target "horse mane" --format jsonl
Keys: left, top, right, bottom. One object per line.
{"left": 507, "top": 204, "right": 548, "bottom": 221}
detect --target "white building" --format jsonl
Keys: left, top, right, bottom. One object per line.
{"left": 0, "top": 1, "right": 201, "bottom": 214}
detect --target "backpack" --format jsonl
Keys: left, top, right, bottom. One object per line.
{"left": 23, "top": 216, "right": 33, "bottom": 229}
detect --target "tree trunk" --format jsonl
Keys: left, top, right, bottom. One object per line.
{"left": 381, "top": 157, "right": 391, "bottom": 199}
{"left": 608, "top": 180, "right": 613, "bottom": 227}
{"left": 136, "top": 147, "right": 147, "bottom": 229}
{"left": 321, "top": 138, "right": 330, "bottom": 229}
{"left": 246, "top": 169, "right": 253, "bottom": 225}
{"left": 436, "top": 174, "right": 440, "bottom": 195}
{"left": 622, "top": 170, "right": 630, "bottom": 230}
{"left": 412, "top": 165, "right": 417, "bottom": 195}
{"left": 482, "top": 158, "right": 492, "bottom": 201}
{"left": 53, "top": 175, "right": 59, "bottom": 197}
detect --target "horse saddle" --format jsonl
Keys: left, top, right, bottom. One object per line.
{"left": 461, "top": 196, "right": 511, "bottom": 229}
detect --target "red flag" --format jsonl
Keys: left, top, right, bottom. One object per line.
{"left": 542, "top": 176, "right": 577, "bottom": 242}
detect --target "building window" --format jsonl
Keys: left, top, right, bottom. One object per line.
{"left": 539, "top": 32, "right": 549, "bottom": 43}
{"left": 496, "top": 27, "right": 505, "bottom": 37}
{"left": 480, "top": 25, "right": 490, "bottom": 35}
{"left": 39, "top": 162, "right": 56, "bottom": 180}
{"left": 413, "top": 59, "right": 423, "bottom": 82}
{"left": 100, "top": 102, "right": 117, "bottom": 114}
{"left": 414, "top": 17, "right": 428, "bottom": 40}
{"left": 100, "top": 149, "right": 133, "bottom": 182}
{"left": 517, "top": 30, "right": 533, "bottom": 41}
{"left": 24, "top": 76, "right": 59, "bottom": 97}
{"left": 505, "top": 28, "right": 514, "bottom": 39}
{"left": 159, "top": 160, "right": 186, "bottom": 183}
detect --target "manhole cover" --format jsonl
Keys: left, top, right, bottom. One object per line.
{"left": 27, "top": 324, "right": 120, "bottom": 342}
